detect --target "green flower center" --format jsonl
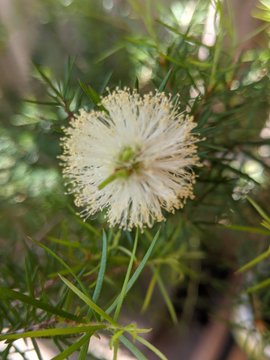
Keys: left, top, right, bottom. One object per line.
{"left": 98, "top": 145, "right": 140, "bottom": 190}
{"left": 118, "top": 146, "right": 136, "bottom": 163}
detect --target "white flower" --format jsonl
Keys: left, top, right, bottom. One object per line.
{"left": 60, "top": 88, "right": 201, "bottom": 230}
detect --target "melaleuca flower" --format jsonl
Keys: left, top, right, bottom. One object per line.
{"left": 60, "top": 88, "right": 201, "bottom": 230}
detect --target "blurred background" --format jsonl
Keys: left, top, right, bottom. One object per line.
{"left": 0, "top": 0, "right": 270, "bottom": 359}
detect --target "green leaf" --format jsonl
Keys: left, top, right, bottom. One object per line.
{"left": 156, "top": 19, "right": 205, "bottom": 46}
{"left": 208, "top": 31, "right": 223, "bottom": 90}
{"left": 113, "top": 229, "right": 139, "bottom": 321}
{"left": 220, "top": 163, "right": 260, "bottom": 185}
{"left": 136, "top": 335, "right": 168, "bottom": 360}
{"left": 79, "top": 81, "right": 108, "bottom": 113}
{"left": 59, "top": 275, "right": 118, "bottom": 326}
{"left": 262, "top": 220, "right": 270, "bottom": 231}
{"left": 247, "top": 278, "right": 270, "bottom": 293}
{"left": 92, "top": 231, "right": 107, "bottom": 303}
{"left": 31, "top": 338, "right": 43, "bottom": 360}
{"left": 1, "top": 342, "right": 13, "bottom": 359}
{"left": 141, "top": 270, "right": 158, "bottom": 312}
{"left": 155, "top": 267, "right": 177, "bottom": 324}
{"left": 106, "top": 229, "right": 160, "bottom": 315}
{"left": 115, "top": 245, "right": 137, "bottom": 259}
{"left": 52, "top": 333, "right": 92, "bottom": 360}
{"left": 237, "top": 247, "right": 270, "bottom": 273}
{"left": 22, "top": 99, "right": 58, "bottom": 106}
{"left": 47, "top": 237, "right": 81, "bottom": 248}
{"left": 95, "top": 43, "right": 125, "bottom": 64}
{"left": 79, "top": 81, "right": 100, "bottom": 104}
{"left": 200, "top": 143, "right": 228, "bottom": 152}
{"left": 74, "top": 215, "right": 100, "bottom": 236}
{"left": 247, "top": 197, "right": 270, "bottom": 224}
{"left": 0, "top": 325, "right": 105, "bottom": 341}
{"left": 34, "top": 63, "right": 62, "bottom": 98}
{"left": 63, "top": 56, "right": 76, "bottom": 98}
{"left": 78, "top": 338, "right": 89, "bottom": 360}
{"left": 100, "top": 72, "right": 113, "bottom": 94}
{"left": 224, "top": 225, "right": 270, "bottom": 236}
{"left": 0, "top": 288, "right": 82, "bottom": 322}
{"left": 30, "top": 238, "right": 88, "bottom": 295}
{"left": 120, "top": 335, "right": 147, "bottom": 360}
{"left": 158, "top": 68, "right": 173, "bottom": 92}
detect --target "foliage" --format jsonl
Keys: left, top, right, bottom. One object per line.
{"left": 0, "top": 0, "right": 270, "bottom": 358}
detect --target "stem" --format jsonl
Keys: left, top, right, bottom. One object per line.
{"left": 98, "top": 169, "right": 128, "bottom": 190}
{"left": 113, "top": 229, "right": 139, "bottom": 321}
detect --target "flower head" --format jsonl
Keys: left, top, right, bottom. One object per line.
{"left": 60, "top": 88, "right": 201, "bottom": 230}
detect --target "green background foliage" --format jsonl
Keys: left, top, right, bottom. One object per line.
{"left": 0, "top": 0, "right": 270, "bottom": 358}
